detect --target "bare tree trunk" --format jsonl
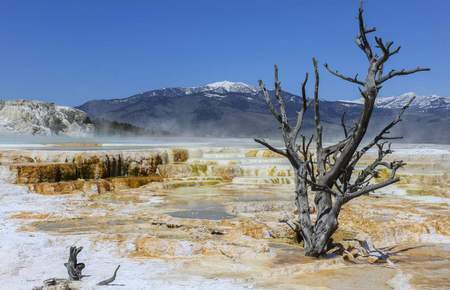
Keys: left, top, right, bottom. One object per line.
{"left": 293, "top": 189, "right": 339, "bottom": 256}
{"left": 311, "top": 203, "right": 342, "bottom": 256}
{"left": 294, "top": 168, "right": 313, "bottom": 252}
{"left": 306, "top": 193, "right": 335, "bottom": 256}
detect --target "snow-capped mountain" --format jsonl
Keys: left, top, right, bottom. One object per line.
{"left": 118, "top": 81, "right": 258, "bottom": 102}
{"left": 77, "top": 82, "right": 449, "bottom": 143}
{"left": 350, "top": 92, "right": 450, "bottom": 111}
{"left": 0, "top": 100, "right": 94, "bottom": 136}
{"left": 376, "top": 92, "right": 450, "bottom": 111}
{"left": 77, "top": 81, "right": 266, "bottom": 136}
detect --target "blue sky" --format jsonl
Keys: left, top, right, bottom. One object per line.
{"left": 0, "top": 0, "right": 448, "bottom": 106}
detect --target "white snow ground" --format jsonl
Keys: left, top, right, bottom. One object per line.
{"left": 0, "top": 168, "right": 257, "bottom": 290}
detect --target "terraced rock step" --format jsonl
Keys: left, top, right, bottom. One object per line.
{"left": 11, "top": 154, "right": 166, "bottom": 184}
{"left": 28, "top": 176, "right": 163, "bottom": 195}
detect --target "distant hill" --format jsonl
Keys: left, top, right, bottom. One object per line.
{"left": 77, "top": 81, "right": 450, "bottom": 143}
{"left": 0, "top": 99, "right": 164, "bottom": 137}
{"left": 0, "top": 100, "right": 94, "bottom": 136}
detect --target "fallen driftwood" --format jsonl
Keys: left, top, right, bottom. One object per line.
{"left": 334, "top": 234, "right": 422, "bottom": 267}
{"left": 32, "top": 278, "right": 74, "bottom": 290}
{"left": 64, "top": 246, "right": 85, "bottom": 280}
{"left": 33, "top": 246, "right": 123, "bottom": 289}
{"left": 342, "top": 240, "right": 389, "bottom": 264}
{"left": 97, "top": 265, "right": 121, "bottom": 286}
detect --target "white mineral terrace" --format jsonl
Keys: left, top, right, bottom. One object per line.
{"left": 0, "top": 137, "right": 449, "bottom": 290}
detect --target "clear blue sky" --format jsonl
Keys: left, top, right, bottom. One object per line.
{"left": 0, "top": 0, "right": 448, "bottom": 106}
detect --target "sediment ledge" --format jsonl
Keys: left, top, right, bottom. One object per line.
{"left": 8, "top": 149, "right": 189, "bottom": 184}
{"left": 2, "top": 148, "right": 190, "bottom": 195}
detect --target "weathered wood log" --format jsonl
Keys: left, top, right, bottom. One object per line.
{"left": 97, "top": 265, "right": 120, "bottom": 286}
{"left": 64, "top": 246, "right": 85, "bottom": 281}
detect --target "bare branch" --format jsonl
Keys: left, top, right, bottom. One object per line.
{"left": 283, "top": 219, "right": 300, "bottom": 232}
{"left": 353, "top": 96, "right": 415, "bottom": 165}
{"left": 258, "top": 80, "right": 282, "bottom": 123}
{"left": 300, "top": 135, "right": 315, "bottom": 184}
{"left": 341, "top": 112, "right": 348, "bottom": 138}
{"left": 374, "top": 36, "right": 403, "bottom": 68}
{"left": 389, "top": 46, "right": 401, "bottom": 57}
{"left": 324, "top": 64, "right": 365, "bottom": 86}
{"left": 352, "top": 142, "right": 396, "bottom": 190}
{"left": 291, "top": 73, "right": 310, "bottom": 143}
{"left": 364, "top": 27, "right": 376, "bottom": 34}
{"left": 344, "top": 175, "right": 400, "bottom": 203}
{"left": 301, "top": 72, "right": 309, "bottom": 112}
{"left": 254, "top": 138, "right": 287, "bottom": 157}
{"left": 323, "top": 137, "right": 351, "bottom": 156}
{"left": 300, "top": 134, "right": 313, "bottom": 161}
{"left": 312, "top": 57, "right": 326, "bottom": 178}
{"left": 274, "top": 64, "right": 289, "bottom": 126}
{"left": 312, "top": 58, "right": 322, "bottom": 152}
{"left": 356, "top": 1, "right": 374, "bottom": 60}
{"left": 259, "top": 80, "right": 282, "bottom": 123}
{"left": 377, "top": 67, "right": 430, "bottom": 84}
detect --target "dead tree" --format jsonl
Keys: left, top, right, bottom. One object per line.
{"left": 255, "top": 2, "right": 429, "bottom": 257}
{"left": 64, "top": 246, "right": 85, "bottom": 280}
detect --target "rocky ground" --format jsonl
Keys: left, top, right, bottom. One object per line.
{"left": 0, "top": 140, "right": 449, "bottom": 290}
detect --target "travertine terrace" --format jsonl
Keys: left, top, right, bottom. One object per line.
{"left": 0, "top": 140, "right": 449, "bottom": 290}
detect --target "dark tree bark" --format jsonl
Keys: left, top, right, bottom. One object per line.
{"left": 255, "top": 2, "right": 429, "bottom": 257}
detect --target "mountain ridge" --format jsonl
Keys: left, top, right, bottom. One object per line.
{"left": 96, "top": 81, "right": 450, "bottom": 111}
{"left": 76, "top": 81, "right": 450, "bottom": 143}
{"left": 348, "top": 92, "right": 450, "bottom": 111}
{"left": 0, "top": 81, "right": 447, "bottom": 142}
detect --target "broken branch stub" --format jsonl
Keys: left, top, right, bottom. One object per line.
{"left": 97, "top": 265, "right": 121, "bottom": 286}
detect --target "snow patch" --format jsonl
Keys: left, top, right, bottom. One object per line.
{"left": 346, "top": 92, "right": 450, "bottom": 110}
{"left": 205, "top": 93, "right": 226, "bottom": 99}
{"left": 202, "top": 81, "right": 257, "bottom": 94}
